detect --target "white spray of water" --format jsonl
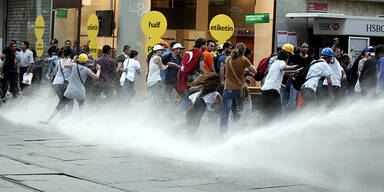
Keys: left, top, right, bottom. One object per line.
{"left": 1, "top": 87, "right": 384, "bottom": 192}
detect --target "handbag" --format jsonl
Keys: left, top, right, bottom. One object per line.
{"left": 229, "top": 58, "right": 249, "bottom": 99}
{"left": 22, "top": 73, "right": 33, "bottom": 85}
{"left": 59, "top": 60, "right": 69, "bottom": 89}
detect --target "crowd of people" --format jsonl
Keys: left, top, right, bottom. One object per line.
{"left": 1, "top": 37, "right": 384, "bottom": 134}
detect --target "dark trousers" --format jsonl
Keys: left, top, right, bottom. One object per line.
{"left": 32, "top": 67, "right": 42, "bottom": 85}
{"left": 1, "top": 72, "right": 18, "bottom": 99}
{"left": 261, "top": 89, "right": 281, "bottom": 120}
{"left": 19, "top": 67, "right": 29, "bottom": 91}
{"left": 301, "top": 88, "right": 317, "bottom": 105}
{"left": 56, "top": 96, "right": 84, "bottom": 111}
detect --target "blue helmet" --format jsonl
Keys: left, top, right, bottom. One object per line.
{"left": 321, "top": 47, "right": 334, "bottom": 57}
{"left": 365, "top": 46, "right": 375, "bottom": 52}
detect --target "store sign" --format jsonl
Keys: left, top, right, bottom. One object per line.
{"left": 209, "top": 14, "right": 234, "bottom": 46}
{"left": 34, "top": 15, "right": 45, "bottom": 57}
{"left": 245, "top": 14, "right": 269, "bottom": 24}
{"left": 141, "top": 11, "right": 167, "bottom": 54}
{"left": 56, "top": 9, "right": 67, "bottom": 18}
{"left": 87, "top": 14, "right": 99, "bottom": 59}
{"left": 308, "top": 3, "right": 328, "bottom": 13}
{"left": 314, "top": 18, "right": 384, "bottom": 37}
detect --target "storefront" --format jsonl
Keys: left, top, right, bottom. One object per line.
{"left": 286, "top": 13, "right": 384, "bottom": 61}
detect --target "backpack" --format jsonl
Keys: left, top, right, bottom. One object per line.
{"left": 254, "top": 54, "right": 277, "bottom": 81}
{"left": 213, "top": 54, "right": 221, "bottom": 73}
{"left": 292, "top": 59, "right": 323, "bottom": 90}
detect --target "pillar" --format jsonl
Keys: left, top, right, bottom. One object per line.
{"left": 117, "top": 0, "right": 151, "bottom": 95}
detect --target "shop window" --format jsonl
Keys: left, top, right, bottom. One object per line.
{"left": 151, "top": 0, "right": 197, "bottom": 29}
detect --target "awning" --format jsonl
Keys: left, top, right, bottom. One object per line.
{"left": 285, "top": 13, "right": 384, "bottom": 21}
{"left": 285, "top": 13, "right": 384, "bottom": 37}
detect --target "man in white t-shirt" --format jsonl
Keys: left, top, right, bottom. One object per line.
{"left": 319, "top": 57, "right": 346, "bottom": 100}
{"left": 261, "top": 50, "right": 301, "bottom": 119}
{"left": 301, "top": 47, "right": 334, "bottom": 104}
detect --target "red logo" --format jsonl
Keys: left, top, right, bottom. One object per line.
{"left": 333, "top": 23, "right": 340, "bottom": 31}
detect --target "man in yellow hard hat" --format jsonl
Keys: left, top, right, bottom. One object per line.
{"left": 39, "top": 53, "right": 101, "bottom": 124}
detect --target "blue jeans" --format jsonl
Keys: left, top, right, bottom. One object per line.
{"left": 220, "top": 89, "right": 240, "bottom": 134}
{"left": 283, "top": 84, "right": 299, "bottom": 113}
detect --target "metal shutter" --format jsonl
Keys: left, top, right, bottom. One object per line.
{"left": 6, "top": 0, "right": 51, "bottom": 57}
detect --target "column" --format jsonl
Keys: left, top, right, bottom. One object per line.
{"left": 117, "top": 0, "right": 151, "bottom": 95}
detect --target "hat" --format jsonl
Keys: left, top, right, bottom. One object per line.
{"left": 78, "top": 53, "right": 88, "bottom": 63}
{"left": 282, "top": 43, "right": 295, "bottom": 55}
{"left": 172, "top": 43, "right": 185, "bottom": 50}
{"left": 161, "top": 41, "right": 169, "bottom": 48}
{"left": 365, "top": 46, "right": 375, "bottom": 52}
{"left": 321, "top": 47, "right": 334, "bottom": 57}
{"left": 153, "top": 45, "right": 165, "bottom": 51}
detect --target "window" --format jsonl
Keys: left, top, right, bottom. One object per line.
{"left": 151, "top": 0, "right": 197, "bottom": 29}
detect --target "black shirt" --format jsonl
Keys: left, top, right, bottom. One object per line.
{"left": 2, "top": 56, "right": 17, "bottom": 73}
{"left": 289, "top": 54, "right": 313, "bottom": 68}
{"left": 48, "top": 47, "right": 59, "bottom": 57}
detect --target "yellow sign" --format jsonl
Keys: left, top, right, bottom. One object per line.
{"left": 209, "top": 14, "right": 234, "bottom": 46}
{"left": 87, "top": 14, "right": 99, "bottom": 59}
{"left": 141, "top": 11, "right": 167, "bottom": 37}
{"left": 34, "top": 15, "right": 45, "bottom": 57}
{"left": 35, "top": 38, "right": 44, "bottom": 57}
{"left": 34, "top": 15, "right": 45, "bottom": 39}
{"left": 87, "top": 14, "right": 99, "bottom": 40}
{"left": 89, "top": 40, "right": 98, "bottom": 60}
{"left": 145, "top": 37, "right": 164, "bottom": 55}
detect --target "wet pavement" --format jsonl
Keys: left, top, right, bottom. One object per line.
{"left": 0, "top": 116, "right": 337, "bottom": 192}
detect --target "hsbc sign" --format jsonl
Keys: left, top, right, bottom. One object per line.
{"left": 319, "top": 23, "right": 340, "bottom": 31}
{"left": 314, "top": 19, "right": 345, "bottom": 35}
{"left": 314, "top": 18, "right": 384, "bottom": 37}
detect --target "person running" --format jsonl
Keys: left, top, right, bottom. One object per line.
{"left": 1, "top": 46, "right": 18, "bottom": 102}
{"left": 220, "top": 43, "right": 256, "bottom": 134}
{"left": 375, "top": 45, "right": 384, "bottom": 96}
{"left": 120, "top": 50, "right": 141, "bottom": 103}
{"left": 94, "top": 45, "right": 116, "bottom": 100}
{"left": 52, "top": 48, "right": 74, "bottom": 112}
{"left": 164, "top": 43, "right": 183, "bottom": 105}
{"left": 186, "top": 72, "right": 222, "bottom": 133}
{"left": 147, "top": 45, "right": 177, "bottom": 106}
{"left": 116, "top": 45, "right": 131, "bottom": 97}
{"left": 177, "top": 38, "right": 207, "bottom": 111}
{"left": 301, "top": 48, "right": 334, "bottom": 105}
{"left": 261, "top": 50, "right": 301, "bottom": 120}
{"left": 147, "top": 45, "right": 168, "bottom": 106}
{"left": 204, "top": 40, "right": 216, "bottom": 72}
{"left": 39, "top": 54, "right": 101, "bottom": 124}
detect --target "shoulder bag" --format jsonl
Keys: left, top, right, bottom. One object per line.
{"left": 77, "top": 64, "right": 85, "bottom": 86}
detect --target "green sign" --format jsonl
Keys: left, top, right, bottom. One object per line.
{"left": 245, "top": 13, "right": 269, "bottom": 24}
{"left": 56, "top": 9, "right": 67, "bottom": 19}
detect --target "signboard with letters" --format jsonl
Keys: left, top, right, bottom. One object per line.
{"left": 245, "top": 14, "right": 269, "bottom": 24}
{"left": 313, "top": 18, "right": 384, "bottom": 37}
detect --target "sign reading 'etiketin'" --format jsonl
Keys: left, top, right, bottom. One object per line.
{"left": 209, "top": 14, "right": 234, "bottom": 46}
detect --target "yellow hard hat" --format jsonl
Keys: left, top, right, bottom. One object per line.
{"left": 78, "top": 53, "right": 88, "bottom": 63}
{"left": 282, "top": 43, "right": 295, "bottom": 55}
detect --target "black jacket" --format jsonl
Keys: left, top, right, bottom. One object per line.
{"left": 360, "top": 57, "right": 379, "bottom": 92}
